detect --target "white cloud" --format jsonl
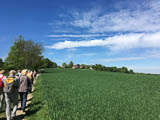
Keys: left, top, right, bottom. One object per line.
{"left": 143, "top": 49, "right": 160, "bottom": 58}
{"left": 129, "top": 66, "right": 160, "bottom": 74}
{"left": 46, "top": 39, "right": 109, "bottom": 49}
{"left": 50, "top": 38, "right": 71, "bottom": 41}
{"left": 70, "top": 0, "right": 160, "bottom": 33}
{"left": 71, "top": 7, "right": 101, "bottom": 29}
{"left": 97, "top": 57, "right": 145, "bottom": 62}
{"left": 46, "top": 31, "right": 160, "bottom": 50}
{"left": 77, "top": 53, "right": 97, "bottom": 57}
{"left": 48, "top": 34, "right": 106, "bottom": 38}
{"left": 67, "top": 48, "right": 77, "bottom": 52}
{"left": 48, "top": 52, "right": 56, "bottom": 55}
{"left": 91, "top": 48, "right": 160, "bottom": 63}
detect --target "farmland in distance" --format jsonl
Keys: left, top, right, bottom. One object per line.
{"left": 40, "top": 68, "right": 160, "bottom": 120}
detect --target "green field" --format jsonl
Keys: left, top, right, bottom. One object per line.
{"left": 31, "top": 68, "right": 160, "bottom": 120}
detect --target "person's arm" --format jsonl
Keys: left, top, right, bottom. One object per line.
{"left": 2, "top": 76, "right": 6, "bottom": 83}
{"left": 28, "top": 76, "right": 32, "bottom": 86}
{"left": 14, "top": 78, "right": 20, "bottom": 88}
{"left": 27, "top": 76, "right": 32, "bottom": 92}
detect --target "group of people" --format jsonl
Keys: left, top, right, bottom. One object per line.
{"left": 0, "top": 69, "right": 37, "bottom": 120}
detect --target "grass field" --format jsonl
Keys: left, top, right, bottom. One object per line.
{"left": 31, "top": 68, "right": 160, "bottom": 120}
{"left": 27, "top": 76, "right": 50, "bottom": 120}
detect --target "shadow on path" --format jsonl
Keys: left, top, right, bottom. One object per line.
{"left": 16, "top": 114, "right": 25, "bottom": 120}
{"left": 0, "top": 117, "right": 5, "bottom": 120}
{"left": 26, "top": 101, "right": 42, "bottom": 116}
{"left": 0, "top": 114, "right": 25, "bottom": 120}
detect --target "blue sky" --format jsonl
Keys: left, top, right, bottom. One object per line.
{"left": 1, "top": 0, "right": 160, "bottom": 73}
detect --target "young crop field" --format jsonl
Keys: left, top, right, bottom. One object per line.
{"left": 40, "top": 68, "right": 160, "bottom": 120}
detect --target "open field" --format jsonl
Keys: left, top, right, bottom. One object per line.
{"left": 34, "top": 68, "right": 160, "bottom": 120}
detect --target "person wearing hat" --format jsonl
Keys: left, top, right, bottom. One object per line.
{"left": 4, "top": 70, "right": 19, "bottom": 120}
{"left": 0, "top": 70, "right": 6, "bottom": 112}
{"left": 19, "top": 69, "right": 31, "bottom": 112}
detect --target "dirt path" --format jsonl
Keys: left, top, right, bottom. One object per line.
{"left": 15, "top": 87, "right": 34, "bottom": 120}
{"left": 0, "top": 87, "right": 35, "bottom": 120}
{"left": 15, "top": 75, "right": 39, "bottom": 120}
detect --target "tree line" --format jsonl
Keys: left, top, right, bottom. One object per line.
{"left": 92, "top": 64, "right": 134, "bottom": 73}
{"left": 62, "top": 61, "right": 134, "bottom": 74}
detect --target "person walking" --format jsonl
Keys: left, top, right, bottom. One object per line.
{"left": 4, "top": 70, "right": 19, "bottom": 120}
{"left": 27, "top": 70, "right": 33, "bottom": 93}
{"left": 19, "top": 69, "right": 31, "bottom": 112}
{"left": 0, "top": 70, "right": 6, "bottom": 112}
{"left": 17, "top": 70, "right": 22, "bottom": 77}
{"left": 33, "top": 70, "right": 37, "bottom": 85}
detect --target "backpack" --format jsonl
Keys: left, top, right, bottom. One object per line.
{"left": 0, "top": 75, "right": 4, "bottom": 88}
{"left": 3, "top": 77, "right": 15, "bottom": 93}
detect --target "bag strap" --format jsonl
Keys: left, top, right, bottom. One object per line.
{"left": 0, "top": 75, "right": 4, "bottom": 81}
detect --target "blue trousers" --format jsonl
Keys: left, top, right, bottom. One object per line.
{"left": 19, "top": 92, "right": 28, "bottom": 110}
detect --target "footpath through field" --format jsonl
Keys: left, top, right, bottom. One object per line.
{"left": 16, "top": 87, "right": 35, "bottom": 120}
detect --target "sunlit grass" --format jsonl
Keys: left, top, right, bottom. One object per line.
{"left": 40, "top": 68, "right": 160, "bottom": 120}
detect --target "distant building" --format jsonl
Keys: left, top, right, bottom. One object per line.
{"left": 80, "top": 65, "right": 83, "bottom": 69}
{"left": 77, "top": 64, "right": 80, "bottom": 68}
{"left": 72, "top": 65, "right": 76, "bottom": 69}
{"left": 72, "top": 64, "right": 80, "bottom": 69}
{"left": 90, "top": 67, "right": 93, "bottom": 70}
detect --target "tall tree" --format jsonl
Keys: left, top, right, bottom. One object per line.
{"left": 121, "top": 67, "right": 129, "bottom": 73}
{"left": 68, "top": 61, "right": 74, "bottom": 68}
{"left": 0, "top": 58, "right": 3, "bottom": 68}
{"left": 5, "top": 35, "right": 43, "bottom": 70}
{"left": 62, "top": 62, "right": 67, "bottom": 68}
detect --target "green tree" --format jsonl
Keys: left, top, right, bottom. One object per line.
{"left": 52, "top": 62, "right": 57, "bottom": 68}
{"left": 5, "top": 35, "right": 43, "bottom": 70}
{"left": 121, "top": 67, "right": 129, "bottom": 73}
{"left": 0, "top": 58, "right": 3, "bottom": 68}
{"left": 95, "top": 64, "right": 104, "bottom": 71}
{"left": 81, "top": 64, "right": 86, "bottom": 69}
{"left": 129, "top": 69, "right": 134, "bottom": 74}
{"left": 68, "top": 61, "right": 74, "bottom": 68}
{"left": 112, "top": 67, "right": 118, "bottom": 72}
{"left": 41, "top": 58, "right": 52, "bottom": 68}
{"left": 62, "top": 62, "right": 67, "bottom": 68}
{"left": 41, "top": 58, "right": 57, "bottom": 68}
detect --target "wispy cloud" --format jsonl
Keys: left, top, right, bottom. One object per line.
{"left": 48, "top": 0, "right": 160, "bottom": 36}
{"left": 48, "top": 52, "right": 56, "bottom": 55}
{"left": 46, "top": 31, "right": 160, "bottom": 50}
{"left": 97, "top": 57, "right": 145, "bottom": 62}
{"left": 67, "top": 48, "right": 77, "bottom": 52}
{"left": 129, "top": 66, "right": 160, "bottom": 74}
{"left": 93, "top": 49, "right": 160, "bottom": 63}
{"left": 70, "top": 0, "right": 160, "bottom": 33}
{"left": 46, "top": 39, "right": 108, "bottom": 49}
{"left": 48, "top": 34, "right": 106, "bottom": 38}
{"left": 77, "top": 53, "right": 97, "bottom": 57}
{"left": 142, "top": 49, "right": 160, "bottom": 58}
